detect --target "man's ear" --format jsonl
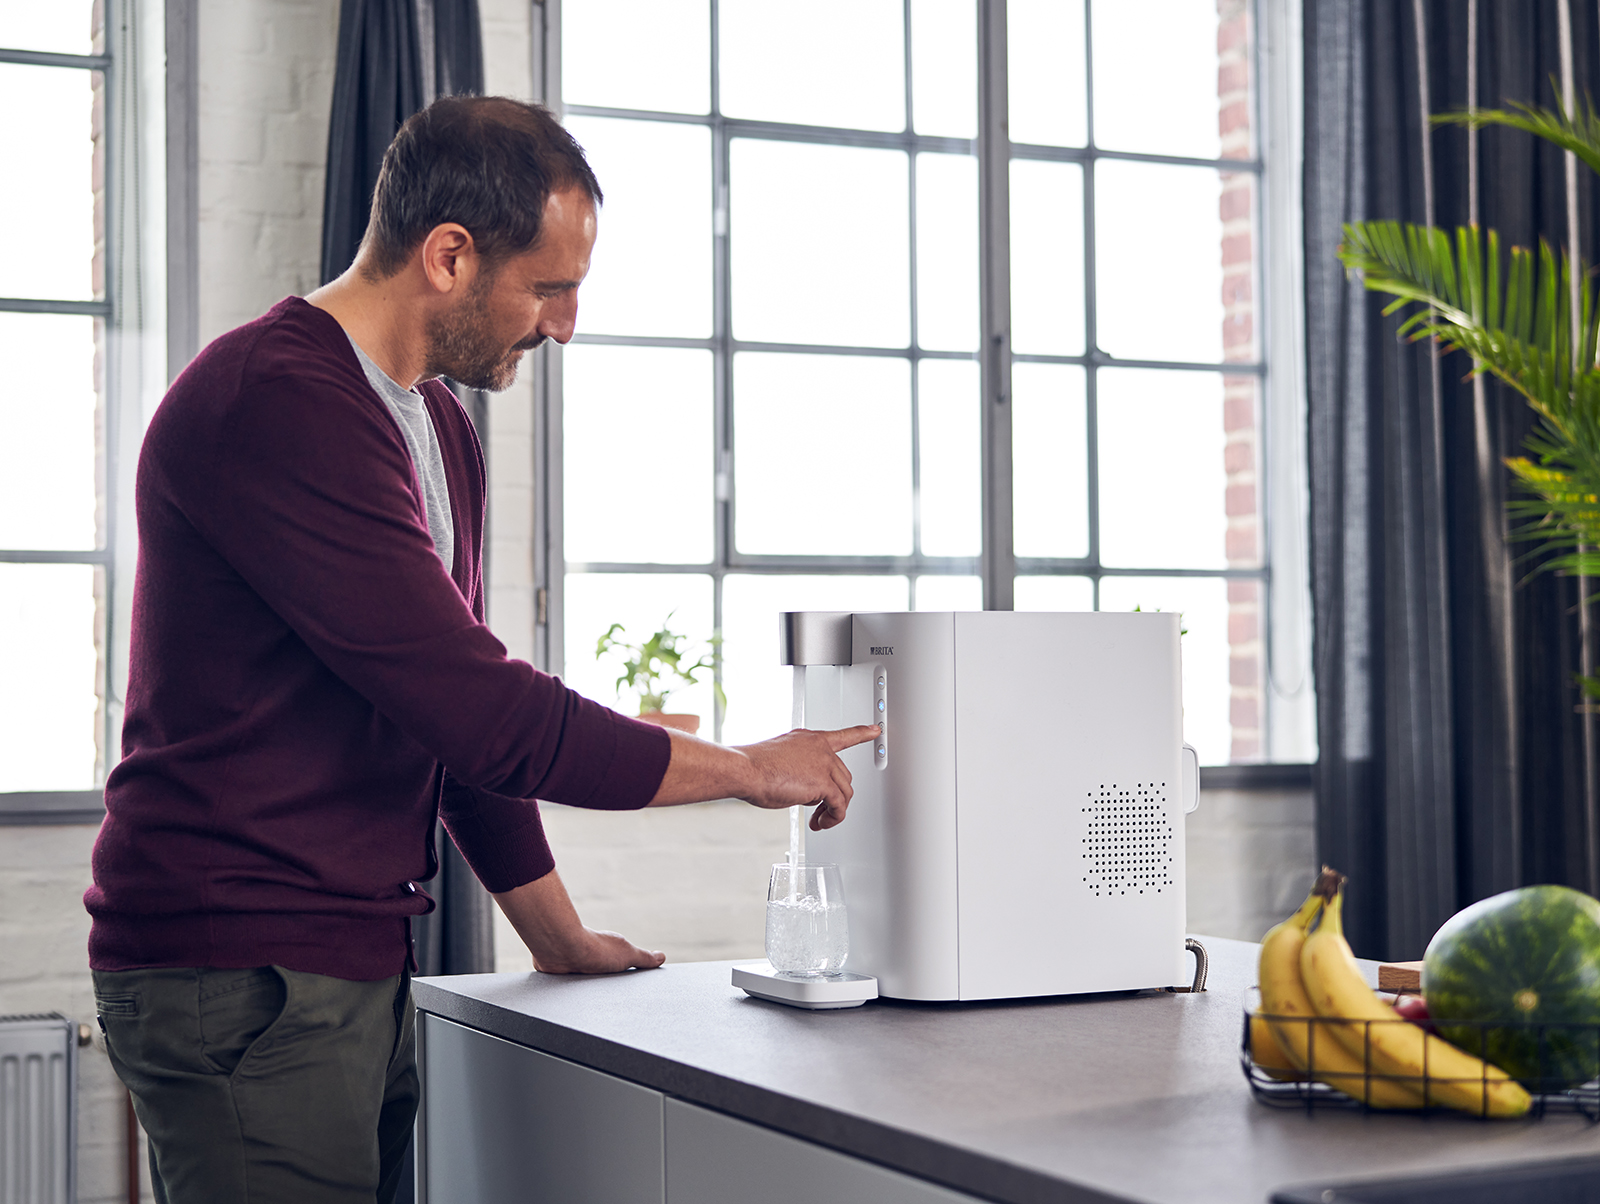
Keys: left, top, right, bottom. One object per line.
{"left": 419, "top": 223, "right": 477, "bottom": 296}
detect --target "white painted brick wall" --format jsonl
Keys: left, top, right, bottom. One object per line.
{"left": 196, "top": 0, "right": 338, "bottom": 344}
{"left": 481, "top": 0, "right": 540, "bottom": 666}
{"left": 495, "top": 801, "right": 793, "bottom": 972}
{"left": 1186, "top": 785, "right": 1318, "bottom": 942}
{"left": 0, "top": 825, "right": 152, "bottom": 1203}
{"left": 498, "top": 787, "right": 1317, "bottom": 973}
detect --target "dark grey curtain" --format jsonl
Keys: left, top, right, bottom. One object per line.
{"left": 320, "top": 0, "right": 495, "bottom": 984}
{"left": 320, "top": 0, "right": 485, "bottom": 285}
{"left": 1306, "top": 0, "right": 1600, "bottom": 960}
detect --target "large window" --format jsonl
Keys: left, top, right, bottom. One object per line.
{"left": 0, "top": 8, "right": 111, "bottom": 799}
{"left": 552, "top": 0, "right": 1310, "bottom": 765}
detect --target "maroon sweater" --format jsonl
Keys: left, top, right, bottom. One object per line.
{"left": 85, "top": 298, "right": 671, "bottom": 980}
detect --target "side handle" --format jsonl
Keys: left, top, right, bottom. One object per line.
{"left": 1181, "top": 743, "right": 1200, "bottom": 813}
{"left": 1165, "top": 939, "right": 1209, "bottom": 993}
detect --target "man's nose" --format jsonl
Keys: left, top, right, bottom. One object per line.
{"left": 539, "top": 294, "right": 579, "bottom": 345}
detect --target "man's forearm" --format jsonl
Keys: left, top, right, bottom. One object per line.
{"left": 646, "top": 729, "right": 756, "bottom": 806}
{"left": 646, "top": 724, "right": 879, "bottom": 829}
{"left": 492, "top": 869, "right": 663, "bottom": 974}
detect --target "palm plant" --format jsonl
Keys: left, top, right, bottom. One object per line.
{"left": 1338, "top": 96, "right": 1600, "bottom": 696}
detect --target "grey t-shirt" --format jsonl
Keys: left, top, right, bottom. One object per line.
{"left": 346, "top": 335, "right": 455, "bottom": 575}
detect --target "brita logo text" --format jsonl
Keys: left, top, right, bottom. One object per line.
{"left": 870, "top": 646, "right": 895, "bottom": 655}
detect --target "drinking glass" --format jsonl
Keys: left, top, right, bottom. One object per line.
{"left": 765, "top": 863, "right": 850, "bottom": 977}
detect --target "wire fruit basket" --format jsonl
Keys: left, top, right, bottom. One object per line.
{"left": 1241, "top": 988, "right": 1600, "bottom": 1120}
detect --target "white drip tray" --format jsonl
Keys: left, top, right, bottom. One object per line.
{"left": 731, "top": 962, "right": 878, "bottom": 1009}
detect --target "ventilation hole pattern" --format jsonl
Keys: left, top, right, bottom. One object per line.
{"left": 1081, "top": 782, "right": 1175, "bottom": 897}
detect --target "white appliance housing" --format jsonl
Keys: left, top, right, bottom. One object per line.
{"left": 787, "top": 610, "right": 1198, "bottom": 1002}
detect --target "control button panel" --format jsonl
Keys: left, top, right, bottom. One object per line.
{"left": 873, "top": 666, "right": 887, "bottom": 769}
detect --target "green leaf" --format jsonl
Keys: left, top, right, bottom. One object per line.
{"left": 1338, "top": 216, "right": 1600, "bottom": 581}
{"left": 1434, "top": 93, "right": 1600, "bottom": 180}
{"left": 592, "top": 615, "right": 727, "bottom": 715}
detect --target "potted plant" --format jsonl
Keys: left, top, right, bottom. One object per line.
{"left": 595, "top": 616, "right": 725, "bottom": 734}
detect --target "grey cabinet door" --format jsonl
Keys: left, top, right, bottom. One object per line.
{"left": 419, "top": 1014, "right": 665, "bottom": 1204}
{"left": 664, "top": 1098, "right": 982, "bottom": 1204}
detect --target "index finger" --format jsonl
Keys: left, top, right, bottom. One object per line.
{"left": 823, "top": 724, "right": 881, "bottom": 753}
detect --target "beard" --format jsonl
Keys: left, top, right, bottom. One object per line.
{"left": 423, "top": 273, "right": 544, "bottom": 392}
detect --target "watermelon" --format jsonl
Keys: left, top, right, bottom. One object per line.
{"left": 1423, "top": 885, "right": 1600, "bottom": 1091}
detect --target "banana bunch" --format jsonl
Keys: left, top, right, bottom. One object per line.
{"left": 1255, "top": 867, "right": 1530, "bottom": 1117}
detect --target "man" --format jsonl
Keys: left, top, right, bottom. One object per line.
{"left": 85, "top": 95, "right": 877, "bottom": 1203}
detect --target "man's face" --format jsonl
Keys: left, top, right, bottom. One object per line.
{"left": 423, "top": 186, "right": 597, "bottom": 392}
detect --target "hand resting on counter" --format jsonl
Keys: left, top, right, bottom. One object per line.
{"left": 493, "top": 868, "right": 665, "bottom": 974}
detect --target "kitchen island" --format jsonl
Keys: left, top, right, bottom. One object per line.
{"left": 412, "top": 938, "right": 1600, "bottom": 1204}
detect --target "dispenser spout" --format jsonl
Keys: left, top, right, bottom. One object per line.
{"left": 779, "top": 612, "right": 854, "bottom": 667}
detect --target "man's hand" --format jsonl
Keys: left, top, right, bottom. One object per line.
{"left": 532, "top": 927, "right": 664, "bottom": 975}
{"left": 492, "top": 869, "right": 665, "bottom": 974}
{"left": 735, "top": 725, "right": 882, "bottom": 830}
{"left": 648, "top": 723, "right": 880, "bottom": 830}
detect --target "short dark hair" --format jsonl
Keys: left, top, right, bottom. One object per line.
{"left": 362, "top": 96, "right": 603, "bottom": 279}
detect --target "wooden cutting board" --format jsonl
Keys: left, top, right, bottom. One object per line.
{"left": 1378, "top": 960, "right": 1423, "bottom": 993}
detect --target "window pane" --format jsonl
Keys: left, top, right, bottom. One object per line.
{"left": 563, "top": 573, "right": 716, "bottom": 722}
{"left": 564, "top": 345, "right": 713, "bottom": 564}
{"left": 731, "top": 140, "right": 909, "bottom": 348}
{"left": 0, "top": 564, "right": 98, "bottom": 791}
{"left": 0, "top": 64, "right": 97, "bottom": 301}
{"left": 1007, "top": 0, "right": 1087, "bottom": 148}
{"left": 1098, "top": 575, "right": 1230, "bottom": 765}
{"left": 1009, "top": 160, "right": 1084, "bottom": 356}
{"left": 1014, "top": 575, "right": 1093, "bottom": 611}
{"left": 1098, "top": 369, "right": 1228, "bottom": 570}
{"left": 1095, "top": 160, "right": 1223, "bottom": 363}
{"left": 721, "top": 574, "right": 908, "bottom": 745}
{"left": 735, "top": 353, "right": 912, "bottom": 555}
{"left": 565, "top": 117, "right": 712, "bottom": 338}
{"left": 1092, "top": 0, "right": 1240, "bottom": 161}
{"left": 915, "top": 153, "right": 979, "bottom": 352}
{"left": 1012, "top": 363, "right": 1087, "bottom": 558}
{"left": 719, "top": 0, "right": 905, "bottom": 132}
{"left": 0, "top": 314, "right": 98, "bottom": 549}
{"left": 915, "top": 575, "right": 981, "bottom": 610}
{"left": 912, "top": 0, "right": 977, "bottom": 138}
{"left": 918, "top": 359, "right": 980, "bottom": 556}
{"left": 2, "top": 4, "right": 95, "bottom": 56}
{"left": 562, "top": 0, "right": 710, "bottom": 115}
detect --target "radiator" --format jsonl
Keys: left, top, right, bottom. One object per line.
{"left": 0, "top": 1014, "right": 76, "bottom": 1204}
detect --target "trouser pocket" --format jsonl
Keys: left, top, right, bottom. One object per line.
{"left": 197, "top": 967, "right": 288, "bottom": 1076}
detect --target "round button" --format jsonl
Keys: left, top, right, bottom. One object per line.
{"left": 877, "top": 699, "right": 885, "bottom": 711}
{"left": 877, "top": 746, "right": 886, "bottom": 755}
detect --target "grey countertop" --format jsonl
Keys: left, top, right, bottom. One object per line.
{"left": 413, "top": 938, "right": 1600, "bottom": 1204}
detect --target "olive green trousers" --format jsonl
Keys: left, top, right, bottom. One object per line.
{"left": 92, "top": 965, "right": 417, "bottom": 1204}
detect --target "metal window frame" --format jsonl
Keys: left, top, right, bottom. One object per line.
{"left": 0, "top": 31, "right": 120, "bottom": 824}
{"left": 997, "top": 0, "right": 1269, "bottom": 609}
{"left": 541, "top": 0, "right": 1296, "bottom": 762}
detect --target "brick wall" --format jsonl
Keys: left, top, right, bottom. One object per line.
{"left": 196, "top": 0, "right": 339, "bottom": 344}
{"left": 0, "top": 827, "right": 151, "bottom": 1202}
{"left": 1218, "top": 0, "right": 1264, "bottom": 761}
{"left": 498, "top": 786, "right": 1318, "bottom": 972}
{"left": 480, "top": 0, "right": 540, "bottom": 667}
{"left": 1186, "top": 785, "right": 1317, "bottom": 941}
